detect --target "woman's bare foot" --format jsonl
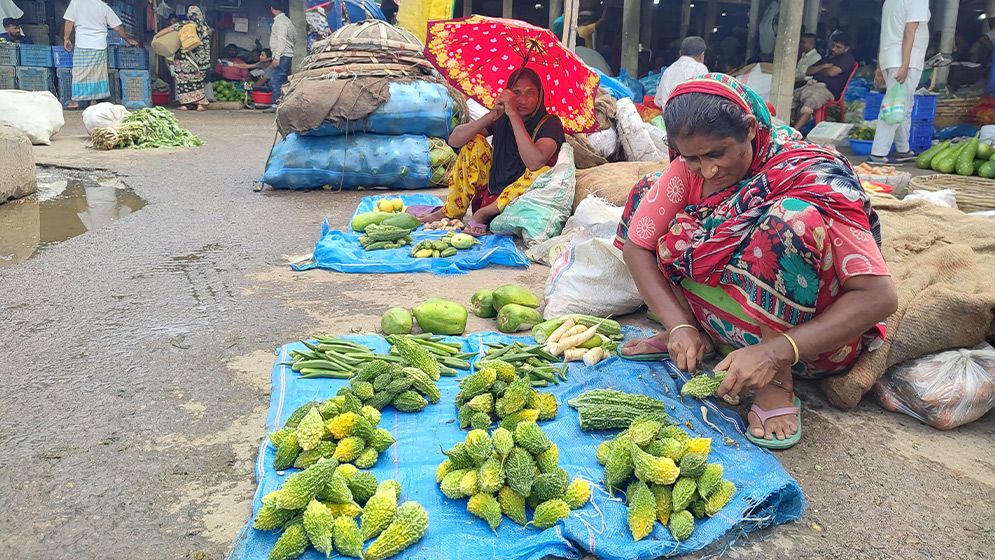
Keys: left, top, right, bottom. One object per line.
{"left": 620, "top": 332, "right": 670, "bottom": 356}
{"left": 747, "top": 368, "right": 798, "bottom": 441}
{"left": 178, "top": 105, "right": 189, "bottom": 111}
{"left": 196, "top": 103, "right": 207, "bottom": 112}
{"left": 417, "top": 208, "right": 446, "bottom": 223}
{"left": 464, "top": 221, "right": 488, "bottom": 236}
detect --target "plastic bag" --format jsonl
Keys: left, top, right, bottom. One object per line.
{"left": 616, "top": 98, "right": 663, "bottom": 161}
{"left": 880, "top": 80, "right": 908, "bottom": 125}
{"left": 586, "top": 127, "right": 619, "bottom": 159}
{"left": 873, "top": 343, "right": 995, "bottom": 430}
{"left": 904, "top": 188, "right": 958, "bottom": 209}
{"left": 593, "top": 68, "right": 633, "bottom": 100}
{"left": 490, "top": 144, "right": 576, "bottom": 244}
{"left": 82, "top": 102, "right": 129, "bottom": 134}
{"left": 0, "top": 90, "right": 65, "bottom": 145}
{"left": 618, "top": 69, "right": 645, "bottom": 100}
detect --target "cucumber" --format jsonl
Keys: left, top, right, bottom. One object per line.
{"left": 915, "top": 140, "right": 950, "bottom": 169}
{"left": 956, "top": 136, "right": 980, "bottom": 176}
{"left": 980, "top": 161, "right": 995, "bottom": 179}
{"left": 978, "top": 141, "right": 994, "bottom": 160}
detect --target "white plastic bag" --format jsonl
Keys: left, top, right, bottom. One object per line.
{"left": 643, "top": 122, "right": 668, "bottom": 157}
{"left": 586, "top": 127, "right": 619, "bottom": 159}
{"left": 873, "top": 343, "right": 995, "bottom": 430}
{"left": 466, "top": 98, "right": 489, "bottom": 122}
{"left": 490, "top": 144, "right": 576, "bottom": 244}
{"left": 526, "top": 196, "right": 622, "bottom": 265}
{"left": 905, "top": 188, "right": 958, "bottom": 209}
{"left": 541, "top": 196, "right": 643, "bottom": 318}
{"left": 616, "top": 97, "right": 662, "bottom": 162}
{"left": 82, "top": 102, "right": 130, "bottom": 134}
{"left": 0, "top": 90, "right": 65, "bottom": 145}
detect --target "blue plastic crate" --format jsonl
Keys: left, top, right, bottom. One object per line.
{"left": 15, "top": 66, "right": 53, "bottom": 92}
{"left": 56, "top": 67, "right": 72, "bottom": 106}
{"left": 0, "top": 65, "right": 15, "bottom": 89}
{"left": 863, "top": 91, "right": 884, "bottom": 121}
{"left": 910, "top": 123, "right": 935, "bottom": 153}
{"left": 911, "top": 94, "right": 937, "bottom": 123}
{"left": 52, "top": 46, "right": 73, "bottom": 68}
{"left": 109, "top": 46, "right": 147, "bottom": 69}
{"left": 118, "top": 69, "right": 150, "bottom": 109}
{"left": 18, "top": 0, "right": 47, "bottom": 24}
{"left": 0, "top": 42, "right": 17, "bottom": 66}
{"left": 18, "top": 43, "right": 53, "bottom": 67}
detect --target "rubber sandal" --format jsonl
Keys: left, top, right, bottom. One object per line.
{"left": 746, "top": 396, "right": 802, "bottom": 450}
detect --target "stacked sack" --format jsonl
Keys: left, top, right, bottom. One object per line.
{"left": 261, "top": 21, "right": 466, "bottom": 190}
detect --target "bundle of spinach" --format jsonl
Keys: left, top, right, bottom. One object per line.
{"left": 103, "top": 107, "right": 204, "bottom": 149}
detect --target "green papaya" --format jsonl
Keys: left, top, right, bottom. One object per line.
{"left": 351, "top": 211, "right": 393, "bottom": 232}
{"left": 470, "top": 289, "right": 498, "bottom": 318}
{"left": 381, "top": 307, "right": 413, "bottom": 335}
{"left": 495, "top": 303, "right": 544, "bottom": 333}
{"left": 412, "top": 298, "right": 468, "bottom": 335}
{"left": 491, "top": 284, "right": 541, "bottom": 312}
{"left": 381, "top": 213, "right": 421, "bottom": 230}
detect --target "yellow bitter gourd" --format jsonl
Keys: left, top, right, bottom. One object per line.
{"left": 535, "top": 443, "right": 560, "bottom": 474}
{"left": 478, "top": 456, "right": 506, "bottom": 494}
{"left": 467, "top": 492, "right": 503, "bottom": 531}
{"left": 326, "top": 412, "right": 374, "bottom": 441}
{"left": 505, "top": 447, "right": 539, "bottom": 498}
{"left": 531, "top": 499, "right": 571, "bottom": 529}
{"left": 332, "top": 436, "right": 366, "bottom": 463}
{"left": 334, "top": 463, "right": 360, "bottom": 480}
{"left": 669, "top": 509, "right": 695, "bottom": 542}
{"left": 276, "top": 459, "right": 338, "bottom": 510}
{"left": 465, "top": 429, "right": 494, "bottom": 465}
{"left": 603, "top": 433, "right": 634, "bottom": 491}
{"left": 268, "top": 522, "right": 309, "bottom": 560}
{"left": 685, "top": 437, "right": 711, "bottom": 456}
{"left": 631, "top": 442, "right": 680, "bottom": 485}
{"left": 440, "top": 469, "right": 468, "bottom": 499}
{"left": 361, "top": 484, "right": 399, "bottom": 541}
{"left": 303, "top": 499, "right": 335, "bottom": 556}
{"left": 459, "top": 469, "right": 481, "bottom": 497}
{"left": 704, "top": 480, "right": 737, "bottom": 516}
{"left": 671, "top": 477, "right": 697, "bottom": 512}
{"left": 363, "top": 501, "right": 430, "bottom": 560}
{"left": 678, "top": 452, "right": 708, "bottom": 478}
{"left": 627, "top": 480, "right": 657, "bottom": 541}
{"left": 325, "top": 501, "right": 363, "bottom": 518}
{"left": 478, "top": 359, "right": 517, "bottom": 383}
{"left": 332, "top": 516, "right": 363, "bottom": 558}
{"left": 498, "top": 486, "right": 528, "bottom": 525}
{"left": 467, "top": 393, "right": 494, "bottom": 414}
{"left": 491, "top": 427, "right": 515, "bottom": 459}
{"left": 650, "top": 484, "right": 672, "bottom": 525}
{"left": 535, "top": 392, "right": 558, "bottom": 421}
{"left": 513, "top": 421, "right": 552, "bottom": 455}
{"left": 564, "top": 479, "right": 591, "bottom": 509}
{"left": 680, "top": 371, "right": 728, "bottom": 398}
{"left": 293, "top": 441, "right": 337, "bottom": 470}
{"left": 696, "top": 463, "right": 723, "bottom": 498}
{"left": 435, "top": 459, "right": 454, "bottom": 484}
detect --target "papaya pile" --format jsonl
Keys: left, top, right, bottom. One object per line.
{"left": 917, "top": 135, "right": 995, "bottom": 178}
{"left": 472, "top": 284, "right": 544, "bottom": 334}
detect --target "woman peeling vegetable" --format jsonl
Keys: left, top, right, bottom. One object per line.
{"left": 408, "top": 68, "right": 565, "bottom": 236}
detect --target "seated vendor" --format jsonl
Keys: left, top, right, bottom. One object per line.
{"left": 213, "top": 43, "right": 250, "bottom": 82}
{"left": 229, "top": 48, "right": 274, "bottom": 89}
{"left": 414, "top": 68, "right": 565, "bottom": 235}
{"left": 617, "top": 74, "right": 897, "bottom": 450}
{"left": 792, "top": 33, "right": 856, "bottom": 130}
{"left": 0, "top": 18, "right": 33, "bottom": 44}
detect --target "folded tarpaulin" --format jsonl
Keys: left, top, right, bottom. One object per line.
{"left": 291, "top": 194, "right": 530, "bottom": 275}
{"left": 228, "top": 330, "right": 805, "bottom": 560}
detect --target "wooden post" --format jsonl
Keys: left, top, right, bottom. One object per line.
{"left": 803, "top": 0, "right": 819, "bottom": 34}
{"left": 703, "top": 0, "right": 719, "bottom": 38}
{"left": 562, "top": 0, "right": 579, "bottom": 50}
{"left": 933, "top": 0, "right": 959, "bottom": 89}
{"left": 746, "top": 0, "right": 760, "bottom": 62}
{"left": 549, "top": 0, "right": 563, "bottom": 28}
{"left": 464, "top": 0, "right": 473, "bottom": 18}
{"left": 503, "top": 0, "right": 513, "bottom": 18}
{"left": 289, "top": 0, "right": 307, "bottom": 65}
{"left": 680, "top": 0, "right": 691, "bottom": 38}
{"left": 621, "top": 0, "right": 640, "bottom": 75}
{"left": 641, "top": 0, "right": 653, "bottom": 54}
{"left": 769, "top": 0, "right": 802, "bottom": 120}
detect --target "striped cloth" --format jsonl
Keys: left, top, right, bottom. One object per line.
{"left": 71, "top": 47, "right": 110, "bottom": 101}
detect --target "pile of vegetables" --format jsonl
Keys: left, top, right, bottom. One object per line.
{"left": 478, "top": 343, "right": 568, "bottom": 386}
{"left": 454, "top": 359, "right": 559, "bottom": 429}
{"left": 386, "top": 333, "right": 472, "bottom": 375}
{"left": 359, "top": 223, "right": 414, "bottom": 251}
{"left": 284, "top": 336, "right": 396, "bottom": 379}
{"left": 423, "top": 218, "right": 465, "bottom": 231}
{"left": 594, "top": 418, "right": 737, "bottom": 542}
{"left": 848, "top": 123, "right": 875, "bottom": 140}
{"left": 351, "top": 209, "right": 419, "bottom": 233}
{"left": 409, "top": 232, "right": 479, "bottom": 258}
{"left": 212, "top": 80, "right": 244, "bottom": 102}
{"left": 344, "top": 336, "right": 446, "bottom": 413}
{"left": 436, "top": 423, "right": 590, "bottom": 531}
{"left": 90, "top": 107, "right": 203, "bottom": 150}
{"left": 472, "top": 284, "right": 544, "bottom": 334}
{"left": 380, "top": 298, "right": 468, "bottom": 336}
{"left": 916, "top": 135, "right": 995, "bottom": 177}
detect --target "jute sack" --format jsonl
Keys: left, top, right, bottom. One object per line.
{"left": 573, "top": 161, "right": 667, "bottom": 210}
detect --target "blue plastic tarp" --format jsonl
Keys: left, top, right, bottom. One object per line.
{"left": 304, "top": 81, "right": 456, "bottom": 139}
{"left": 292, "top": 194, "right": 531, "bottom": 275}
{"left": 228, "top": 329, "right": 805, "bottom": 560}
{"left": 594, "top": 68, "right": 634, "bottom": 100}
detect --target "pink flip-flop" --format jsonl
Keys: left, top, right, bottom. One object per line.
{"left": 464, "top": 220, "right": 489, "bottom": 237}
{"left": 746, "top": 396, "right": 802, "bottom": 450}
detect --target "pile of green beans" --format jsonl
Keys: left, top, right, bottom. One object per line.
{"left": 481, "top": 342, "right": 568, "bottom": 386}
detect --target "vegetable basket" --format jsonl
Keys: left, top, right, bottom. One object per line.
{"left": 907, "top": 174, "right": 995, "bottom": 213}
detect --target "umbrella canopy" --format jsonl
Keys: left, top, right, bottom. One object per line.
{"left": 425, "top": 15, "right": 600, "bottom": 133}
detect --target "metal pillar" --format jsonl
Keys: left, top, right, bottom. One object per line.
{"left": 550, "top": 0, "right": 563, "bottom": 28}
{"left": 746, "top": 0, "right": 760, "bottom": 62}
{"left": 289, "top": 0, "right": 306, "bottom": 64}
{"left": 621, "top": 0, "right": 640, "bottom": 75}
{"left": 803, "top": 0, "right": 819, "bottom": 34}
{"left": 769, "top": 0, "right": 803, "bottom": 120}
{"left": 680, "top": 0, "right": 692, "bottom": 39}
{"left": 641, "top": 0, "right": 653, "bottom": 52}
{"left": 933, "top": 0, "right": 959, "bottom": 89}
{"left": 703, "top": 0, "right": 719, "bottom": 37}
{"left": 503, "top": 0, "right": 513, "bottom": 18}
{"left": 464, "top": 0, "right": 473, "bottom": 18}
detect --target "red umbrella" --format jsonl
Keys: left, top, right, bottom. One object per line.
{"left": 425, "top": 15, "right": 600, "bottom": 133}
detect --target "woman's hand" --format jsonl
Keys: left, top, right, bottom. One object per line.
{"left": 714, "top": 329, "right": 794, "bottom": 399}
{"left": 668, "top": 328, "right": 712, "bottom": 373}
{"left": 496, "top": 89, "right": 518, "bottom": 116}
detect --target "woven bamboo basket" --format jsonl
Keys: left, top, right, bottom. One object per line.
{"left": 933, "top": 97, "right": 979, "bottom": 129}
{"left": 907, "top": 174, "right": 995, "bottom": 212}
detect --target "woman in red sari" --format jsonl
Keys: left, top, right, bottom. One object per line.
{"left": 617, "top": 74, "right": 897, "bottom": 449}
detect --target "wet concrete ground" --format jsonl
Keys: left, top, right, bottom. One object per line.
{"left": 1, "top": 111, "right": 993, "bottom": 560}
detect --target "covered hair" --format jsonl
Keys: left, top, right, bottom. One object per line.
{"left": 506, "top": 67, "right": 547, "bottom": 120}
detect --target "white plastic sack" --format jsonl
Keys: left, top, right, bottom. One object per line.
{"left": 0, "top": 90, "right": 65, "bottom": 145}
{"left": 905, "top": 188, "right": 958, "bottom": 210}
{"left": 735, "top": 63, "right": 773, "bottom": 100}
{"left": 466, "top": 98, "right": 489, "bottom": 122}
{"left": 873, "top": 343, "right": 995, "bottom": 430}
{"left": 587, "top": 127, "right": 619, "bottom": 159}
{"left": 540, "top": 196, "right": 644, "bottom": 318}
{"left": 616, "top": 97, "right": 662, "bottom": 162}
{"left": 82, "top": 102, "right": 130, "bottom": 134}
{"left": 526, "top": 196, "right": 623, "bottom": 265}
{"left": 490, "top": 144, "right": 576, "bottom": 244}
{"left": 643, "top": 122, "right": 668, "bottom": 157}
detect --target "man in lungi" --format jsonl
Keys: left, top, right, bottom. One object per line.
{"left": 62, "top": 0, "right": 138, "bottom": 109}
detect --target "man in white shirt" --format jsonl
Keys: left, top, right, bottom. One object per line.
{"left": 796, "top": 33, "right": 821, "bottom": 83}
{"left": 654, "top": 36, "right": 708, "bottom": 111}
{"left": 266, "top": 0, "right": 296, "bottom": 110}
{"left": 869, "top": 0, "right": 930, "bottom": 164}
{"left": 63, "top": 0, "right": 137, "bottom": 109}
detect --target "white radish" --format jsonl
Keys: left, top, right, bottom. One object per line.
{"left": 547, "top": 320, "right": 605, "bottom": 356}
{"left": 545, "top": 318, "right": 576, "bottom": 345}
{"left": 582, "top": 347, "right": 608, "bottom": 366}
{"left": 564, "top": 348, "right": 588, "bottom": 362}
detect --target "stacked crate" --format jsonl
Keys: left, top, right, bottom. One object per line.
{"left": 0, "top": 42, "right": 16, "bottom": 90}
{"left": 17, "top": 42, "right": 54, "bottom": 94}
{"left": 863, "top": 92, "right": 937, "bottom": 153}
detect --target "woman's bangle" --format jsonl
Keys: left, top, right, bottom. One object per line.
{"left": 668, "top": 323, "right": 697, "bottom": 337}
{"left": 780, "top": 332, "right": 800, "bottom": 366}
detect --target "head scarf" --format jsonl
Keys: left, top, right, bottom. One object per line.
{"left": 659, "top": 73, "right": 880, "bottom": 286}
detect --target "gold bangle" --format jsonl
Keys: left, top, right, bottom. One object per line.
{"left": 668, "top": 323, "right": 697, "bottom": 337}
{"left": 781, "top": 332, "right": 800, "bottom": 366}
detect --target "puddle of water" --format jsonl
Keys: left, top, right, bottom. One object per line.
{"left": 0, "top": 169, "right": 146, "bottom": 266}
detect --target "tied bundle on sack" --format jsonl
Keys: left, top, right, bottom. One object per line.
{"left": 262, "top": 21, "right": 468, "bottom": 191}
{"left": 489, "top": 144, "right": 576, "bottom": 244}
{"left": 873, "top": 343, "right": 995, "bottom": 430}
